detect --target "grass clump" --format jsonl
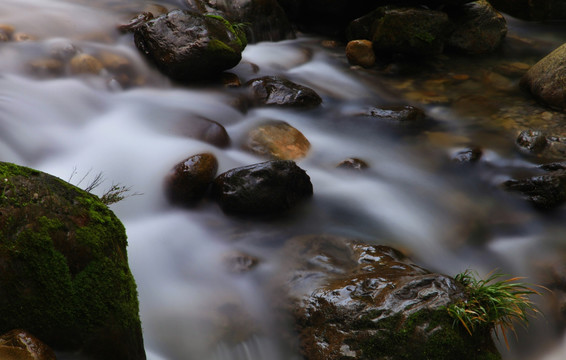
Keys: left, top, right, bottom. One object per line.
{"left": 447, "top": 269, "right": 544, "bottom": 348}
{"left": 68, "top": 167, "right": 141, "bottom": 205}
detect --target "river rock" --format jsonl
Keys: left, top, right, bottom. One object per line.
{"left": 516, "top": 130, "right": 566, "bottom": 161}
{"left": 452, "top": 146, "right": 483, "bottom": 163}
{"left": 0, "top": 330, "right": 56, "bottom": 360}
{"left": 246, "top": 76, "right": 322, "bottom": 108}
{"left": 361, "top": 104, "right": 426, "bottom": 122}
{"left": 503, "top": 170, "right": 566, "bottom": 209}
{"left": 0, "top": 162, "right": 145, "bottom": 360}
{"left": 197, "top": 0, "right": 295, "bottom": 43}
{"left": 134, "top": 10, "right": 247, "bottom": 82}
{"left": 521, "top": 43, "right": 566, "bottom": 110}
{"left": 488, "top": 0, "right": 566, "bottom": 21}
{"left": 345, "top": 39, "right": 375, "bottom": 68}
{"left": 447, "top": 0, "right": 507, "bottom": 55}
{"left": 243, "top": 120, "right": 310, "bottom": 160}
{"left": 279, "top": 235, "right": 500, "bottom": 360}
{"left": 69, "top": 53, "right": 104, "bottom": 75}
{"left": 211, "top": 160, "right": 313, "bottom": 215}
{"left": 174, "top": 116, "right": 230, "bottom": 148}
{"left": 371, "top": 7, "right": 452, "bottom": 57}
{"left": 164, "top": 153, "right": 218, "bottom": 206}
{"left": 337, "top": 157, "right": 369, "bottom": 170}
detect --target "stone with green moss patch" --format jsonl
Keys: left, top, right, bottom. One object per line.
{"left": 0, "top": 162, "right": 145, "bottom": 360}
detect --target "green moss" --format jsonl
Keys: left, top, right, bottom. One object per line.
{"left": 0, "top": 162, "right": 143, "bottom": 358}
{"left": 357, "top": 309, "right": 501, "bottom": 360}
{"left": 204, "top": 13, "right": 247, "bottom": 49}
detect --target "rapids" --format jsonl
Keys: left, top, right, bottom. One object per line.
{"left": 1, "top": 1, "right": 566, "bottom": 359}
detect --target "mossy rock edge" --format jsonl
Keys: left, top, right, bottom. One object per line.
{"left": 0, "top": 162, "right": 145, "bottom": 360}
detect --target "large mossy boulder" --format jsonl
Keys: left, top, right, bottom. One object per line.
{"left": 0, "top": 162, "right": 145, "bottom": 360}
{"left": 521, "top": 43, "right": 566, "bottom": 111}
{"left": 279, "top": 235, "right": 501, "bottom": 360}
{"left": 134, "top": 10, "right": 247, "bottom": 82}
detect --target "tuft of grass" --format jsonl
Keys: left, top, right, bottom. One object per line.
{"left": 69, "top": 167, "right": 141, "bottom": 205}
{"left": 447, "top": 269, "right": 545, "bottom": 349}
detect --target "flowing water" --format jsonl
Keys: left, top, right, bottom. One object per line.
{"left": 2, "top": 0, "right": 566, "bottom": 359}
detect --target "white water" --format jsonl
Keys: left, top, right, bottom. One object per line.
{"left": 1, "top": 1, "right": 565, "bottom": 359}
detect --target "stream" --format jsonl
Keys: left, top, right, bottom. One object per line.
{"left": 1, "top": 0, "right": 566, "bottom": 359}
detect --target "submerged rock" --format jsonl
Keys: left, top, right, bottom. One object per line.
{"left": 164, "top": 153, "right": 218, "bottom": 207}
{"left": 521, "top": 43, "right": 566, "bottom": 110}
{"left": 134, "top": 10, "right": 246, "bottom": 82}
{"left": 246, "top": 76, "right": 322, "bottom": 108}
{"left": 361, "top": 105, "right": 426, "bottom": 122}
{"left": 516, "top": 130, "right": 566, "bottom": 161}
{"left": 243, "top": 120, "right": 311, "bottom": 160}
{"left": 0, "top": 162, "right": 145, "bottom": 360}
{"left": 279, "top": 235, "right": 500, "bottom": 360}
{"left": 447, "top": 0, "right": 507, "bottom": 55}
{"left": 337, "top": 157, "right": 369, "bottom": 170}
{"left": 0, "top": 329, "right": 56, "bottom": 360}
{"left": 211, "top": 160, "right": 313, "bottom": 215}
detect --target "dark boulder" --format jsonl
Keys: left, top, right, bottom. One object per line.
{"left": 337, "top": 157, "right": 369, "bottom": 170}
{"left": 503, "top": 171, "right": 566, "bottom": 209}
{"left": 134, "top": 10, "right": 246, "bottom": 82}
{"left": 246, "top": 76, "right": 322, "bottom": 108}
{"left": 447, "top": 0, "right": 507, "bottom": 55}
{"left": 452, "top": 146, "right": 483, "bottom": 163}
{"left": 211, "top": 160, "right": 313, "bottom": 215}
{"left": 521, "top": 43, "right": 566, "bottom": 111}
{"left": 361, "top": 104, "right": 426, "bottom": 122}
{"left": 174, "top": 116, "right": 230, "bottom": 148}
{"left": 0, "top": 162, "right": 145, "bottom": 360}
{"left": 164, "top": 153, "right": 218, "bottom": 207}
{"left": 489, "top": 0, "right": 566, "bottom": 21}
{"left": 194, "top": 0, "right": 296, "bottom": 43}
{"left": 279, "top": 235, "right": 501, "bottom": 360}
{"left": 370, "top": 7, "right": 452, "bottom": 57}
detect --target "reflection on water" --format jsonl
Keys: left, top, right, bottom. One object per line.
{"left": 1, "top": 1, "right": 566, "bottom": 359}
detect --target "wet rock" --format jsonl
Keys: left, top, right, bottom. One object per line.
{"left": 46, "top": 39, "right": 80, "bottom": 61}
{"left": 69, "top": 53, "right": 104, "bottom": 75}
{"left": 370, "top": 7, "right": 452, "bottom": 57}
{"left": 521, "top": 43, "right": 566, "bottom": 110}
{"left": 134, "top": 10, "right": 247, "bottom": 82}
{"left": 0, "top": 24, "right": 15, "bottom": 41}
{"left": 0, "top": 329, "right": 56, "bottom": 360}
{"left": 243, "top": 120, "right": 310, "bottom": 160}
{"left": 503, "top": 171, "right": 566, "bottom": 209}
{"left": 489, "top": 0, "right": 566, "bottom": 21}
{"left": 447, "top": 0, "right": 507, "bottom": 55}
{"left": 175, "top": 116, "right": 230, "bottom": 148}
{"left": 452, "top": 146, "right": 483, "bottom": 163}
{"left": 211, "top": 160, "right": 313, "bottom": 215}
{"left": 336, "top": 157, "right": 369, "bottom": 170}
{"left": 221, "top": 72, "right": 241, "bottom": 88}
{"left": 361, "top": 104, "right": 426, "bottom": 122}
{"left": 279, "top": 235, "right": 500, "bottom": 360}
{"left": 345, "top": 39, "right": 375, "bottom": 68}
{"left": 164, "top": 153, "right": 218, "bottom": 207}
{"left": 516, "top": 130, "right": 566, "bottom": 161}
{"left": 199, "top": 0, "right": 295, "bottom": 43}
{"left": 0, "top": 162, "right": 145, "bottom": 360}
{"left": 13, "top": 32, "right": 36, "bottom": 42}
{"left": 118, "top": 12, "right": 154, "bottom": 33}
{"left": 246, "top": 76, "right": 322, "bottom": 108}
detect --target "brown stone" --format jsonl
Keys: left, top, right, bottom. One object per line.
{"left": 243, "top": 121, "right": 310, "bottom": 160}
{"left": 345, "top": 39, "right": 375, "bottom": 68}
{"left": 12, "top": 33, "right": 36, "bottom": 42}
{"left": 0, "top": 329, "right": 56, "bottom": 360}
{"left": 164, "top": 153, "right": 218, "bottom": 207}
{"left": 70, "top": 53, "right": 104, "bottom": 75}
{"left": 27, "top": 58, "right": 64, "bottom": 77}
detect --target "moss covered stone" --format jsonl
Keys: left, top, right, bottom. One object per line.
{"left": 0, "top": 162, "right": 145, "bottom": 360}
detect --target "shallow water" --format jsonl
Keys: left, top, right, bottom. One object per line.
{"left": 2, "top": 1, "right": 566, "bottom": 359}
